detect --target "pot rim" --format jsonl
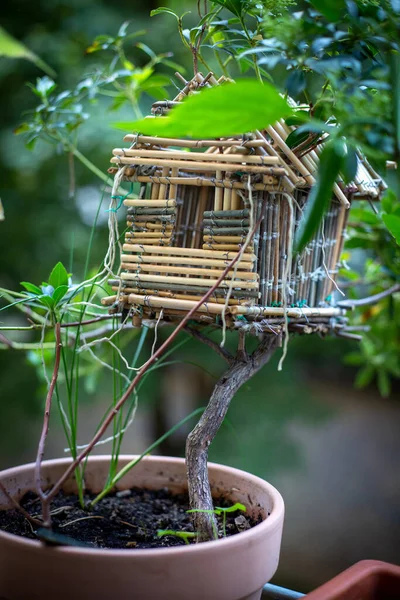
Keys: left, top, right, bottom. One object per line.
{"left": 0, "top": 455, "right": 284, "bottom": 557}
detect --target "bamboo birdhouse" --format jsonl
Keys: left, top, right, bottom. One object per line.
{"left": 103, "top": 72, "right": 385, "bottom": 332}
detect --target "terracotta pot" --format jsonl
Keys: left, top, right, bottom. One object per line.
{"left": 0, "top": 455, "right": 284, "bottom": 600}
{"left": 305, "top": 560, "right": 400, "bottom": 599}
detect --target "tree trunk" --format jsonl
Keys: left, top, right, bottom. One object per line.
{"left": 185, "top": 333, "right": 280, "bottom": 542}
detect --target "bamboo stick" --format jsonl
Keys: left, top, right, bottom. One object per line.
{"left": 194, "top": 186, "right": 210, "bottom": 249}
{"left": 124, "top": 237, "right": 171, "bottom": 245}
{"left": 128, "top": 207, "right": 176, "bottom": 215}
{"left": 111, "top": 286, "right": 245, "bottom": 305}
{"left": 109, "top": 170, "right": 279, "bottom": 190}
{"left": 121, "top": 263, "right": 258, "bottom": 280}
{"left": 202, "top": 244, "right": 253, "bottom": 253}
{"left": 120, "top": 254, "right": 253, "bottom": 269}
{"left": 203, "top": 227, "right": 249, "bottom": 236}
{"left": 118, "top": 280, "right": 260, "bottom": 298}
{"left": 126, "top": 231, "right": 173, "bottom": 239}
{"left": 127, "top": 222, "right": 174, "bottom": 231}
{"left": 123, "top": 135, "right": 266, "bottom": 148}
{"left": 204, "top": 209, "right": 250, "bottom": 218}
{"left": 203, "top": 235, "right": 247, "bottom": 243}
{"left": 203, "top": 218, "right": 249, "bottom": 227}
{"left": 111, "top": 156, "right": 286, "bottom": 175}
{"left": 120, "top": 273, "right": 259, "bottom": 290}
{"left": 150, "top": 179, "right": 160, "bottom": 200}
{"left": 158, "top": 166, "right": 170, "bottom": 200}
{"left": 215, "top": 170, "right": 223, "bottom": 212}
{"left": 265, "top": 126, "right": 315, "bottom": 185}
{"left": 113, "top": 148, "right": 279, "bottom": 165}
{"left": 230, "top": 305, "right": 345, "bottom": 317}
{"left": 124, "top": 199, "right": 176, "bottom": 208}
{"left": 122, "top": 244, "right": 256, "bottom": 261}
{"left": 128, "top": 215, "right": 175, "bottom": 223}
{"left": 126, "top": 294, "right": 228, "bottom": 315}
{"left": 255, "top": 130, "right": 304, "bottom": 189}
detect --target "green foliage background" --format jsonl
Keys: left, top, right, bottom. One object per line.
{"left": 0, "top": 0, "right": 399, "bottom": 590}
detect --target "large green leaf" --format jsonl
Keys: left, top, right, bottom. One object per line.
{"left": 48, "top": 262, "right": 69, "bottom": 289}
{"left": 382, "top": 214, "right": 400, "bottom": 245}
{"left": 114, "top": 79, "right": 291, "bottom": 138}
{"left": 309, "top": 0, "right": 346, "bottom": 21}
{"left": 391, "top": 52, "right": 400, "bottom": 195}
{"left": 295, "top": 140, "right": 346, "bottom": 253}
{"left": 0, "top": 26, "right": 56, "bottom": 77}
{"left": 211, "top": 0, "right": 243, "bottom": 18}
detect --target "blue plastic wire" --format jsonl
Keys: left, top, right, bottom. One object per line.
{"left": 262, "top": 583, "right": 305, "bottom": 599}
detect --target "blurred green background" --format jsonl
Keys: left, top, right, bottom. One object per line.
{"left": 0, "top": 0, "right": 400, "bottom": 592}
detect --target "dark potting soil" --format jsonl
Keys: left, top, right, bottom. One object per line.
{"left": 0, "top": 487, "right": 261, "bottom": 550}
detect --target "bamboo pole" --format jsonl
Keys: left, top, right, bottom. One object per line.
{"left": 126, "top": 222, "right": 174, "bottom": 231}
{"left": 128, "top": 207, "right": 176, "bottom": 215}
{"left": 265, "top": 127, "right": 315, "bottom": 185}
{"left": 125, "top": 231, "right": 173, "bottom": 239}
{"left": 115, "top": 280, "right": 260, "bottom": 298}
{"left": 203, "top": 227, "right": 249, "bottom": 236}
{"left": 203, "top": 235, "right": 247, "bottom": 244}
{"left": 123, "top": 135, "right": 266, "bottom": 148}
{"left": 202, "top": 243, "right": 253, "bottom": 253}
{"left": 121, "top": 263, "right": 258, "bottom": 280}
{"left": 113, "top": 148, "right": 279, "bottom": 165}
{"left": 203, "top": 218, "right": 249, "bottom": 227}
{"left": 109, "top": 171, "right": 280, "bottom": 191}
{"left": 204, "top": 209, "right": 250, "bottom": 218}
{"left": 122, "top": 244, "right": 256, "bottom": 261}
{"left": 120, "top": 273, "right": 259, "bottom": 290}
{"left": 110, "top": 156, "right": 286, "bottom": 175}
{"left": 120, "top": 254, "right": 253, "bottom": 269}
{"left": 126, "top": 294, "right": 227, "bottom": 315}
{"left": 123, "top": 199, "right": 177, "bottom": 208}
{"left": 111, "top": 286, "right": 245, "bottom": 305}
{"left": 124, "top": 237, "right": 171, "bottom": 245}
{"left": 230, "top": 305, "right": 345, "bottom": 317}
{"left": 255, "top": 130, "right": 305, "bottom": 189}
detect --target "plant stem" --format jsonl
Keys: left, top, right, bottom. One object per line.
{"left": 35, "top": 322, "right": 62, "bottom": 528}
{"left": 186, "top": 334, "right": 279, "bottom": 542}
{"left": 44, "top": 214, "right": 263, "bottom": 504}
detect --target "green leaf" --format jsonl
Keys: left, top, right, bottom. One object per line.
{"left": 211, "top": 0, "right": 243, "bottom": 18}
{"left": 377, "top": 368, "right": 391, "bottom": 397}
{"left": 355, "top": 365, "right": 375, "bottom": 389}
{"left": 286, "top": 129, "right": 310, "bottom": 149}
{"left": 20, "top": 282, "right": 42, "bottom": 295}
{"left": 341, "top": 145, "right": 358, "bottom": 183}
{"left": 150, "top": 7, "right": 180, "bottom": 19}
{"left": 215, "top": 502, "right": 246, "bottom": 513}
{"left": 52, "top": 285, "right": 69, "bottom": 306}
{"left": 114, "top": 79, "right": 292, "bottom": 139}
{"left": 309, "top": 0, "right": 346, "bottom": 21}
{"left": 39, "top": 295, "right": 55, "bottom": 310}
{"left": 382, "top": 214, "right": 400, "bottom": 245}
{"left": 285, "top": 70, "right": 306, "bottom": 98}
{"left": 285, "top": 111, "right": 310, "bottom": 126}
{"left": 48, "top": 262, "right": 69, "bottom": 289}
{"left": 0, "top": 26, "right": 56, "bottom": 77}
{"left": 295, "top": 140, "right": 346, "bottom": 253}
{"left": 391, "top": 51, "right": 400, "bottom": 195}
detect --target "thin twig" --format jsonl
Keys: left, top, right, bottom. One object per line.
{"left": 35, "top": 322, "right": 62, "bottom": 527}
{"left": 61, "top": 315, "right": 118, "bottom": 328}
{"left": 45, "top": 214, "right": 263, "bottom": 504}
{"left": 184, "top": 326, "right": 234, "bottom": 365}
{"left": 337, "top": 284, "right": 400, "bottom": 309}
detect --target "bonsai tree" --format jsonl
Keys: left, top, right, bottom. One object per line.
{"left": 0, "top": 0, "right": 399, "bottom": 545}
